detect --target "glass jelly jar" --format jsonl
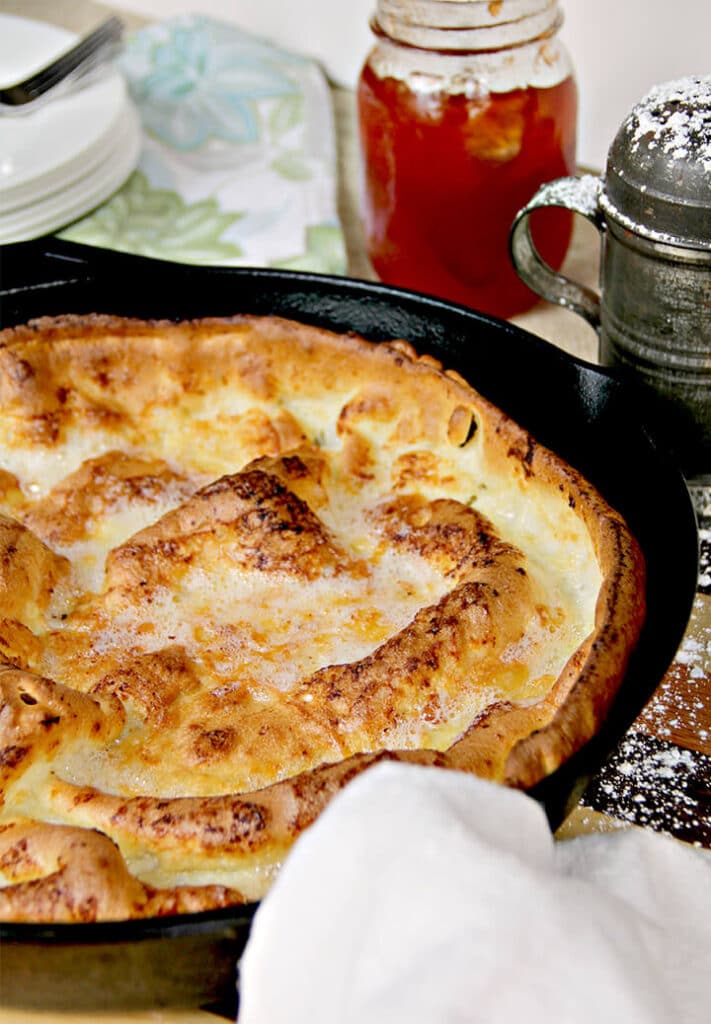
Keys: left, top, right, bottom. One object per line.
{"left": 357, "top": 0, "right": 578, "bottom": 318}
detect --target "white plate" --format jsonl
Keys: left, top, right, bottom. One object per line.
{"left": 0, "top": 101, "right": 141, "bottom": 244}
{"left": 1, "top": 97, "right": 132, "bottom": 215}
{"left": 0, "top": 14, "right": 129, "bottom": 204}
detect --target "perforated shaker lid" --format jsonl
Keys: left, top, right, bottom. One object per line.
{"left": 599, "top": 75, "right": 711, "bottom": 250}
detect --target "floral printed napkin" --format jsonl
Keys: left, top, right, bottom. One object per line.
{"left": 59, "top": 15, "right": 347, "bottom": 274}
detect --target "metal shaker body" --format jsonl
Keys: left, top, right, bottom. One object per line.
{"left": 600, "top": 223, "right": 711, "bottom": 471}
{"left": 510, "top": 75, "right": 711, "bottom": 478}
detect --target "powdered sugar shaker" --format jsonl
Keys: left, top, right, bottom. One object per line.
{"left": 510, "top": 76, "right": 711, "bottom": 479}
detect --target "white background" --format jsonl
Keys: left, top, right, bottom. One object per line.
{"left": 107, "top": 0, "right": 710, "bottom": 170}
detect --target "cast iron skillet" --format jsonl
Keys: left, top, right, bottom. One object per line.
{"left": 0, "top": 238, "right": 699, "bottom": 1014}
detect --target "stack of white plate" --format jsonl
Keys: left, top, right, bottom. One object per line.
{"left": 0, "top": 13, "right": 141, "bottom": 245}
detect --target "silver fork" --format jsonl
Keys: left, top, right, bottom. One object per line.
{"left": 0, "top": 16, "right": 125, "bottom": 115}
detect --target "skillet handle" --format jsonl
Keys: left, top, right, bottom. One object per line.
{"left": 509, "top": 174, "right": 605, "bottom": 330}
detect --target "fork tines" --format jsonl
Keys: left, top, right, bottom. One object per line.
{"left": 0, "top": 16, "right": 124, "bottom": 110}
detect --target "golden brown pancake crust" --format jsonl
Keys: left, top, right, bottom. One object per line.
{"left": 0, "top": 314, "right": 645, "bottom": 921}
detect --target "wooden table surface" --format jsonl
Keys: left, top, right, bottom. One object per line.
{"left": 1, "top": 2, "right": 709, "bottom": 1021}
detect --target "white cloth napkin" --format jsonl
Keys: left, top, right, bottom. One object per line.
{"left": 238, "top": 762, "right": 711, "bottom": 1024}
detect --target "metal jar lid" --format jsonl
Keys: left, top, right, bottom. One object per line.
{"left": 374, "top": 0, "right": 561, "bottom": 51}
{"left": 599, "top": 75, "right": 711, "bottom": 251}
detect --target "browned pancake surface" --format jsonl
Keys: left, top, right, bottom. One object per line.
{"left": 0, "top": 315, "right": 645, "bottom": 921}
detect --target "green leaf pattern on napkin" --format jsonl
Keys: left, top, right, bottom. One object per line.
{"left": 59, "top": 16, "right": 346, "bottom": 274}
{"left": 272, "top": 225, "right": 349, "bottom": 274}
{"left": 61, "top": 171, "right": 244, "bottom": 264}
{"left": 271, "top": 151, "right": 314, "bottom": 182}
{"left": 269, "top": 94, "right": 305, "bottom": 143}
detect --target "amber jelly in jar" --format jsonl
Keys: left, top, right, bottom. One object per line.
{"left": 357, "top": 0, "right": 578, "bottom": 318}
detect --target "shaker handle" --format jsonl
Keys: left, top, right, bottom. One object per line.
{"left": 509, "top": 174, "right": 605, "bottom": 329}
